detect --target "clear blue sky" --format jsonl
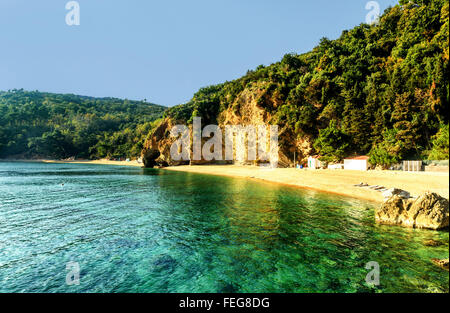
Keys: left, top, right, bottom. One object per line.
{"left": 0, "top": 0, "right": 397, "bottom": 107}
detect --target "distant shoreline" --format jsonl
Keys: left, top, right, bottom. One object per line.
{"left": 2, "top": 160, "right": 448, "bottom": 203}
{"left": 42, "top": 159, "right": 144, "bottom": 167}
{"left": 0, "top": 158, "right": 143, "bottom": 167}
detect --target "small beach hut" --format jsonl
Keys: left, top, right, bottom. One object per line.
{"left": 307, "top": 156, "right": 323, "bottom": 169}
{"left": 343, "top": 156, "right": 370, "bottom": 171}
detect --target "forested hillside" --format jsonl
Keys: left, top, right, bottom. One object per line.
{"left": 0, "top": 90, "right": 166, "bottom": 159}
{"left": 151, "top": 0, "right": 448, "bottom": 168}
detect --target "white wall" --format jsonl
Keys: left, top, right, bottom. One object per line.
{"left": 344, "top": 159, "right": 368, "bottom": 171}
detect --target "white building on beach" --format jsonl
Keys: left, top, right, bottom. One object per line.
{"left": 343, "top": 156, "right": 370, "bottom": 171}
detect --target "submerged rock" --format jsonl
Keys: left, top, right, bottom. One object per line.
{"left": 431, "top": 258, "right": 449, "bottom": 271}
{"left": 152, "top": 255, "right": 177, "bottom": 273}
{"left": 375, "top": 192, "right": 449, "bottom": 230}
{"left": 423, "top": 239, "right": 445, "bottom": 247}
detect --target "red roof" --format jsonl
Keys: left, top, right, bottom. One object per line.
{"left": 345, "top": 155, "right": 370, "bottom": 160}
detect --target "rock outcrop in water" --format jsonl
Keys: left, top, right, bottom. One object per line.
{"left": 375, "top": 192, "right": 449, "bottom": 230}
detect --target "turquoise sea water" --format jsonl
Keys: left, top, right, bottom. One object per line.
{"left": 0, "top": 162, "right": 448, "bottom": 293}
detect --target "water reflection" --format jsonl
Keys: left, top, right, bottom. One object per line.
{"left": 0, "top": 162, "right": 448, "bottom": 293}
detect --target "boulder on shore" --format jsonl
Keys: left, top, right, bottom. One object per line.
{"left": 382, "top": 188, "right": 411, "bottom": 199}
{"left": 375, "top": 192, "right": 449, "bottom": 230}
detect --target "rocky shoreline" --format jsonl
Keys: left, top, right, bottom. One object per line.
{"left": 375, "top": 192, "right": 449, "bottom": 230}
{"left": 375, "top": 191, "right": 449, "bottom": 272}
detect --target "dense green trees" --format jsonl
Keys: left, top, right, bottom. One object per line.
{"left": 164, "top": 0, "right": 449, "bottom": 166}
{"left": 0, "top": 90, "right": 165, "bottom": 159}
{"left": 313, "top": 120, "right": 350, "bottom": 163}
{"left": 369, "top": 129, "right": 402, "bottom": 169}
{"left": 427, "top": 123, "right": 450, "bottom": 160}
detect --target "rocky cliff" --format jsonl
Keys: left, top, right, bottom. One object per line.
{"left": 142, "top": 82, "right": 315, "bottom": 168}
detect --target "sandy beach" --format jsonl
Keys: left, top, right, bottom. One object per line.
{"left": 20, "top": 160, "right": 449, "bottom": 203}
{"left": 165, "top": 165, "right": 449, "bottom": 203}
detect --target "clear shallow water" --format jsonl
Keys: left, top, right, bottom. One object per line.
{"left": 0, "top": 162, "right": 448, "bottom": 293}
